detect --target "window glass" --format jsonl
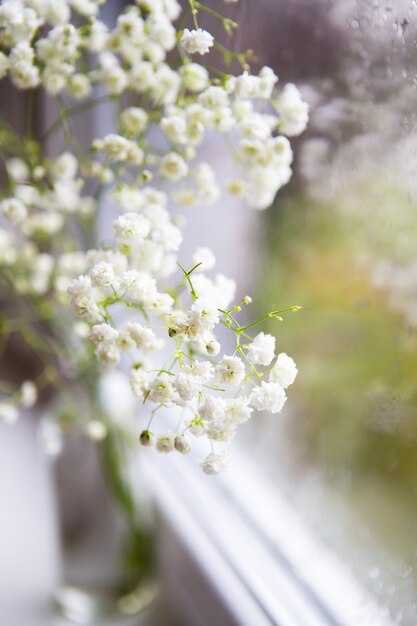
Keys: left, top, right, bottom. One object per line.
{"left": 240, "top": 2, "right": 417, "bottom": 623}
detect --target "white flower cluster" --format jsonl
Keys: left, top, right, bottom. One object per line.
{"left": 68, "top": 234, "right": 298, "bottom": 472}
{"left": 0, "top": 0, "right": 305, "bottom": 474}
{"left": 0, "top": 1, "right": 308, "bottom": 211}
{"left": 0, "top": 153, "right": 95, "bottom": 295}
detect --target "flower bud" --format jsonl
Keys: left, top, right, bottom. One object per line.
{"left": 206, "top": 339, "right": 220, "bottom": 356}
{"left": 139, "top": 430, "right": 155, "bottom": 447}
{"left": 174, "top": 435, "right": 191, "bottom": 454}
{"left": 242, "top": 295, "right": 252, "bottom": 305}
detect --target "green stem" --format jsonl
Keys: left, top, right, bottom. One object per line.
{"left": 194, "top": 2, "right": 238, "bottom": 31}
{"left": 188, "top": 0, "right": 199, "bottom": 28}
{"left": 240, "top": 306, "right": 301, "bottom": 333}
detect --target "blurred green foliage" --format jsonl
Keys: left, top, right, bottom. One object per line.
{"left": 255, "top": 190, "right": 417, "bottom": 562}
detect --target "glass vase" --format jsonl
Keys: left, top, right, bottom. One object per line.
{"left": 52, "top": 429, "right": 157, "bottom": 624}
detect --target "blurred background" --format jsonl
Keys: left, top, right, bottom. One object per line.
{"left": 239, "top": 1, "right": 417, "bottom": 624}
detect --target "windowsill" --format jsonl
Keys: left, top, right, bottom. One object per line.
{"left": 147, "top": 447, "right": 397, "bottom": 626}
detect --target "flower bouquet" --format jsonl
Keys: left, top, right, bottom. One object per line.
{"left": 0, "top": 0, "right": 306, "bottom": 620}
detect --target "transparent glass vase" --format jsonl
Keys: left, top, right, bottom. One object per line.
{"left": 53, "top": 430, "right": 157, "bottom": 624}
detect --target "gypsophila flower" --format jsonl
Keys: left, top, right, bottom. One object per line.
{"left": 160, "top": 152, "right": 189, "bottom": 180}
{"left": 90, "top": 323, "right": 119, "bottom": 346}
{"left": 90, "top": 261, "right": 115, "bottom": 287}
{"left": 174, "top": 434, "right": 191, "bottom": 454}
{"left": 274, "top": 83, "right": 309, "bottom": 137}
{"left": 269, "top": 352, "right": 298, "bottom": 388}
{"left": 95, "top": 342, "right": 121, "bottom": 366}
{"left": 180, "top": 28, "right": 214, "bottom": 55}
{"left": 217, "top": 355, "right": 245, "bottom": 386}
{"left": 0, "top": 198, "right": 27, "bottom": 225}
{"left": 187, "top": 298, "right": 220, "bottom": 339}
{"left": 156, "top": 433, "right": 175, "bottom": 453}
{"left": 6, "top": 158, "right": 29, "bottom": 182}
{"left": 246, "top": 332, "right": 276, "bottom": 366}
{"left": 120, "top": 107, "right": 148, "bottom": 135}
{"left": 20, "top": 381, "right": 37, "bottom": 407}
{"left": 199, "top": 395, "right": 225, "bottom": 421}
{"left": 249, "top": 381, "right": 287, "bottom": 414}
{"left": 201, "top": 451, "right": 230, "bottom": 475}
{"left": 180, "top": 63, "right": 209, "bottom": 92}
{"left": 126, "top": 323, "right": 163, "bottom": 352}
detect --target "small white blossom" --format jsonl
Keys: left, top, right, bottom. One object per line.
{"left": 95, "top": 342, "right": 120, "bottom": 366}
{"left": 120, "top": 107, "right": 148, "bottom": 135}
{"left": 269, "top": 352, "right": 298, "bottom": 389}
{"left": 249, "top": 382, "right": 287, "bottom": 413}
{"left": 180, "top": 28, "right": 214, "bottom": 55}
{"left": 274, "top": 84, "right": 309, "bottom": 137}
{"left": 126, "top": 323, "right": 163, "bottom": 352}
{"left": 130, "top": 368, "right": 151, "bottom": 399}
{"left": 180, "top": 63, "right": 209, "bottom": 92}
{"left": 205, "top": 339, "right": 220, "bottom": 356}
{"left": 217, "top": 355, "right": 245, "bottom": 386}
{"left": 258, "top": 66, "right": 278, "bottom": 99}
{"left": 68, "top": 275, "right": 101, "bottom": 319}
{"left": 148, "top": 373, "right": 178, "bottom": 404}
{"left": 193, "top": 274, "right": 236, "bottom": 309}
{"left": 198, "top": 86, "right": 228, "bottom": 110}
{"left": 186, "top": 361, "right": 213, "bottom": 381}
{"left": 199, "top": 395, "right": 225, "bottom": 421}
{"left": 68, "top": 74, "right": 92, "bottom": 99}
{"left": 6, "top": 158, "right": 29, "bottom": 182}
{"left": 160, "top": 152, "right": 189, "bottom": 180}
{"left": 0, "top": 198, "right": 27, "bottom": 225}
{"left": 224, "top": 397, "right": 253, "bottom": 424}
{"left": 187, "top": 416, "right": 205, "bottom": 437}
{"left": 9, "top": 42, "right": 40, "bottom": 89}
{"left": 187, "top": 298, "right": 220, "bottom": 339}
{"left": 174, "top": 373, "right": 202, "bottom": 402}
{"left": 160, "top": 114, "right": 187, "bottom": 144}
{"left": 90, "top": 323, "right": 119, "bottom": 346}
{"left": 201, "top": 451, "right": 230, "bottom": 475}
{"left": 246, "top": 332, "right": 276, "bottom": 366}
{"left": 90, "top": 261, "right": 114, "bottom": 287}
{"left": 20, "top": 381, "right": 37, "bottom": 407}
{"left": 156, "top": 433, "right": 175, "bottom": 453}
{"left": 174, "top": 434, "right": 191, "bottom": 454}
{"left": 50, "top": 152, "right": 78, "bottom": 181}
{"left": 114, "top": 213, "right": 150, "bottom": 251}
{"left": 119, "top": 270, "right": 157, "bottom": 302}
